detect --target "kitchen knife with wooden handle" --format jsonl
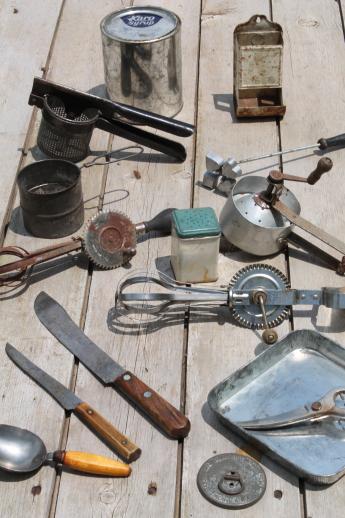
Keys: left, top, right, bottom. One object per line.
{"left": 5, "top": 343, "right": 141, "bottom": 462}
{"left": 34, "top": 292, "right": 191, "bottom": 439}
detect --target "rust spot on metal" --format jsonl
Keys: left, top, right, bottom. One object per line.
{"left": 148, "top": 481, "right": 157, "bottom": 495}
{"left": 311, "top": 401, "right": 322, "bottom": 411}
{"left": 236, "top": 105, "right": 286, "bottom": 118}
{"left": 133, "top": 169, "right": 141, "bottom": 179}
{"left": 13, "top": 7, "right": 18, "bottom": 13}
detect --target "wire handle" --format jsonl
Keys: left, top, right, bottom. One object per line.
{"left": 83, "top": 145, "right": 144, "bottom": 168}
{"left": 115, "top": 271, "right": 228, "bottom": 314}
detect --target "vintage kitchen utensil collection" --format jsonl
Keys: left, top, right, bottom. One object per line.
{"left": 116, "top": 263, "right": 345, "bottom": 344}
{"left": 208, "top": 330, "right": 345, "bottom": 484}
{"left": 0, "top": 424, "right": 130, "bottom": 477}
{"left": 204, "top": 132, "right": 345, "bottom": 183}
{"left": 34, "top": 292, "right": 190, "bottom": 440}
{"left": 0, "top": 208, "right": 175, "bottom": 284}
{"left": 6, "top": 343, "right": 141, "bottom": 462}
{"left": 2, "top": 7, "right": 345, "bottom": 513}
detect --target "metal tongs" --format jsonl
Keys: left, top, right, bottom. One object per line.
{"left": 237, "top": 387, "right": 345, "bottom": 430}
{"left": 0, "top": 240, "right": 82, "bottom": 284}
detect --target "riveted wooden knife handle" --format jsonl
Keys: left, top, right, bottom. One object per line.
{"left": 113, "top": 372, "right": 190, "bottom": 439}
{"left": 74, "top": 402, "right": 141, "bottom": 462}
{"left": 53, "top": 450, "right": 131, "bottom": 477}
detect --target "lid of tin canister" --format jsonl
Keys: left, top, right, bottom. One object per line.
{"left": 100, "top": 6, "right": 180, "bottom": 43}
{"left": 173, "top": 208, "right": 221, "bottom": 239}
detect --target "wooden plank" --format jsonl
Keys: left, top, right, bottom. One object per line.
{"left": 0, "top": 1, "right": 112, "bottom": 516}
{"left": 272, "top": 0, "right": 345, "bottom": 516}
{"left": 53, "top": 1, "right": 201, "bottom": 517}
{"left": 0, "top": 0, "right": 64, "bottom": 239}
{"left": 181, "top": 1, "right": 301, "bottom": 517}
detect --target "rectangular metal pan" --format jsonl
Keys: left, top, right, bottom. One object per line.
{"left": 208, "top": 329, "right": 345, "bottom": 484}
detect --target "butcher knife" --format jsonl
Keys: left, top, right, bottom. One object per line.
{"left": 34, "top": 292, "right": 190, "bottom": 439}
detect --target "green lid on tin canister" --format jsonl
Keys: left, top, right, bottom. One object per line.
{"left": 172, "top": 208, "right": 221, "bottom": 238}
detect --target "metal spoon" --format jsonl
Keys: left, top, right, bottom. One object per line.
{"left": 0, "top": 424, "right": 131, "bottom": 477}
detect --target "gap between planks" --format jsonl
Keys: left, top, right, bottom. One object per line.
{"left": 270, "top": 1, "right": 307, "bottom": 514}
{"left": 174, "top": 3, "right": 203, "bottom": 515}
{"left": 48, "top": 135, "right": 113, "bottom": 518}
{"left": 0, "top": 0, "right": 66, "bottom": 245}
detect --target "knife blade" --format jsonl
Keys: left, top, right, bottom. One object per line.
{"left": 34, "top": 292, "right": 191, "bottom": 439}
{"left": 6, "top": 343, "right": 141, "bottom": 462}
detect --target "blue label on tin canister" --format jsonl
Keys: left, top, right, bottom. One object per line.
{"left": 121, "top": 13, "right": 162, "bottom": 28}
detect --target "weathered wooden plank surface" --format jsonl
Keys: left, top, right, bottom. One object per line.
{"left": 181, "top": 1, "right": 301, "bottom": 517}
{"left": 0, "top": 0, "right": 64, "bottom": 240}
{"left": 0, "top": 0, "right": 111, "bottom": 516}
{"left": 54, "top": 1, "right": 201, "bottom": 517}
{"left": 273, "top": 0, "right": 345, "bottom": 516}
{"left": 1, "top": 1, "right": 345, "bottom": 517}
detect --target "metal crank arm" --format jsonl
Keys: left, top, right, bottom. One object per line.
{"left": 231, "top": 288, "right": 345, "bottom": 309}
{"left": 273, "top": 199, "right": 345, "bottom": 256}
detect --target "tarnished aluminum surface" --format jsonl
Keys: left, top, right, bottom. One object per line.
{"left": 219, "top": 176, "right": 301, "bottom": 256}
{"left": 101, "top": 7, "right": 182, "bottom": 116}
{"left": 208, "top": 329, "right": 345, "bottom": 484}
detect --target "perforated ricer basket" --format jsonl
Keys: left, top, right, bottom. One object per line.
{"left": 37, "top": 95, "right": 100, "bottom": 162}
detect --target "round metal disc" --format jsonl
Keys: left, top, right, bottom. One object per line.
{"left": 83, "top": 211, "right": 137, "bottom": 269}
{"left": 229, "top": 263, "right": 290, "bottom": 329}
{"left": 197, "top": 453, "right": 266, "bottom": 509}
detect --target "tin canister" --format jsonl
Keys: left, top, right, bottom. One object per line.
{"left": 100, "top": 6, "right": 183, "bottom": 117}
{"left": 171, "top": 208, "right": 221, "bottom": 284}
{"left": 17, "top": 159, "right": 84, "bottom": 238}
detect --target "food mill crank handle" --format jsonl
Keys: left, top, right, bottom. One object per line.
{"left": 306, "top": 157, "right": 333, "bottom": 185}
{"left": 273, "top": 200, "right": 345, "bottom": 256}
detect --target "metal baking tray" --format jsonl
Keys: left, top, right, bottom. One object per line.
{"left": 208, "top": 330, "right": 345, "bottom": 484}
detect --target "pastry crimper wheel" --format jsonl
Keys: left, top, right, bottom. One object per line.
{"left": 116, "top": 264, "right": 345, "bottom": 344}
{"left": 0, "top": 208, "right": 174, "bottom": 285}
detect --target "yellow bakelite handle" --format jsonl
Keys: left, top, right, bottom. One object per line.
{"left": 62, "top": 451, "right": 131, "bottom": 477}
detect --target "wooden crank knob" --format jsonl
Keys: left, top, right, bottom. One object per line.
{"left": 307, "top": 157, "right": 333, "bottom": 185}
